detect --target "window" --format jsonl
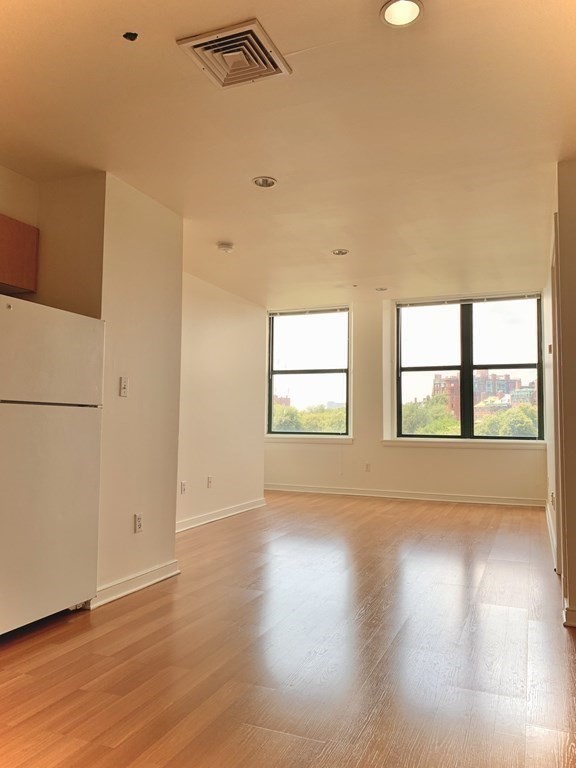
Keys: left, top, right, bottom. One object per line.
{"left": 268, "top": 309, "right": 349, "bottom": 435}
{"left": 397, "top": 297, "right": 543, "bottom": 439}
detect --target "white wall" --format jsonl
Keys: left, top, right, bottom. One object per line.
{"left": 265, "top": 299, "right": 547, "bottom": 505}
{"left": 0, "top": 165, "right": 39, "bottom": 226}
{"left": 177, "top": 274, "right": 266, "bottom": 531}
{"left": 1, "top": 166, "right": 184, "bottom": 606}
{"left": 0, "top": 167, "right": 105, "bottom": 319}
{"left": 34, "top": 174, "right": 106, "bottom": 319}
{"left": 96, "top": 175, "right": 183, "bottom": 602}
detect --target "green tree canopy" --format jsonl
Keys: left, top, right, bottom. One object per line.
{"left": 475, "top": 403, "right": 538, "bottom": 437}
{"left": 272, "top": 405, "right": 302, "bottom": 432}
{"left": 402, "top": 395, "right": 460, "bottom": 436}
{"left": 272, "top": 403, "right": 346, "bottom": 433}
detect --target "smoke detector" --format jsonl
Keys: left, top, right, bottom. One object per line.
{"left": 177, "top": 19, "right": 292, "bottom": 88}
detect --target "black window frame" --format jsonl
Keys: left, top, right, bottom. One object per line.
{"left": 396, "top": 296, "right": 544, "bottom": 440}
{"left": 267, "top": 308, "right": 350, "bottom": 436}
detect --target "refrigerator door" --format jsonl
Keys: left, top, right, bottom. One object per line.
{"left": 0, "top": 404, "right": 101, "bottom": 635}
{"left": 0, "top": 297, "right": 104, "bottom": 406}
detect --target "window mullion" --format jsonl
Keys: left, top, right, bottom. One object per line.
{"left": 460, "top": 303, "right": 473, "bottom": 438}
{"left": 270, "top": 368, "right": 348, "bottom": 375}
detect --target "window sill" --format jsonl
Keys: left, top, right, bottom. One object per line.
{"left": 381, "top": 438, "right": 546, "bottom": 451}
{"left": 266, "top": 435, "right": 354, "bottom": 445}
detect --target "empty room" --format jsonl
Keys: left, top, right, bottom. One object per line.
{"left": 1, "top": 1, "right": 576, "bottom": 766}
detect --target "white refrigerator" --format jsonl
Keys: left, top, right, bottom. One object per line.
{"left": 0, "top": 296, "right": 104, "bottom": 635}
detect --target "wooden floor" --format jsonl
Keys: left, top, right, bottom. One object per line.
{"left": 1, "top": 492, "right": 575, "bottom": 767}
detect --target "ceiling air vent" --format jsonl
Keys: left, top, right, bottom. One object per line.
{"left": 177, "top": 19, "right": 292, "bottom": 88}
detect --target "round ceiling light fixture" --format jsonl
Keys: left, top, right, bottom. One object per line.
{"left": 217, "top": 241, "right": 235, "bottom": 254}
{"left": 380, "top": 0, "right": 423, "bottom": 27}
{"left": 252, "top": 176, "right": 277, "bottom": 188}
{"left": 332, "top": 248, "right": 349, "bottom": 256}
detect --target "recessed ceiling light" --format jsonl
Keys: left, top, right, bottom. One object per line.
{"left": 380, "top": 0, "right": 423, "bottom": 27}
{"left": 332, "top": 248, "right": 349, "bottom": 256}
{"left": 252, "top": 176, "right": 277, "bottom": 188}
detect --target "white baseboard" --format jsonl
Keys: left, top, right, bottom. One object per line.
{"left": 563, "top": 605, "right": 576, "bottom": 628}
{"left": 546, "top": 501, "right": 558, "bottom": 571}
{"left": 264, "top": 483, "right": 545, "bottom": 507}
{"left": 91, "top": 560, "right": 180, "bottom": 609}
{"left": 176, "top": 498, "right": 266, "bottom": 533}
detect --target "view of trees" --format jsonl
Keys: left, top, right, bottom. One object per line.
{"left": 402, "top": 395, "right": 460, "bottom": 436}
{"left": 474, "top": 403, "right": 538, "bottom": 437}
{"left": 271, "top": 404, "right": 346, "bottom": 434}
{"left": 402, "top": 396, "right": 538, "bottom": 438}
{"left": 273, "top": 396, "right": 538, "bottom": 437}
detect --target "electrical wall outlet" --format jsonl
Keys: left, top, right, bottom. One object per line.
{"left": 180, "top": 481, "right": 187, "bottom": 495}
{"left": 134, "top": 513, "right": 143, "bottom": 533}
{"left": 207, "top": 475, "right": 213, "bottom": 489}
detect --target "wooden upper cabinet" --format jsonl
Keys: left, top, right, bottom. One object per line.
{"left": 0, "top": 212, "right": 39, "bottom": 295}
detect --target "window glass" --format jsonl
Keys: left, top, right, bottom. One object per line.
{"left": 397, "top": 297, "right": 542, "bottom": 440}
{"left": 269, "top": 309, "right": 349, "bottom": 435}
{"left": 272, "top": 312, "right": 348, "bottom": 370}
{"left": 473, "top": 299, "right": 538, "bottom": 365}
{"left": 473, "top": 369, "right": 539, "bottom": 438}
{"left": 271, "top": 373, "right": 347, "bottom": 434}
{"left": 400, "top": 371, "right": 461, "bottom": 436}
{"left": 400, "top": 304, "right": 461, "bottom": 367}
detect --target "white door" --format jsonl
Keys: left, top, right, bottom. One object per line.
{"left": 0, "top": 403, "right": 101, "bottom": 635}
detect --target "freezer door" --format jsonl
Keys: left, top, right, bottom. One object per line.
{"left": 0, "top": 297, "right": 104, "bottom": 405}
{"left": 0, "top": 404, "right": 101, "bottom": 635}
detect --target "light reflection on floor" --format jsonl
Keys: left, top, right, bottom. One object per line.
{"left": 262, "top": 534, "right": 356, "bottom": 695}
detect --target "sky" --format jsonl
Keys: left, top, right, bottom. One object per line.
{"left": 272, "top": 299, "right": 539, "bottom": 410}
{"left": 272, "top": 311, "right": 348, "bottom": 409}
{"left": 400, "top": 299, "right": 538, "bottom": 403}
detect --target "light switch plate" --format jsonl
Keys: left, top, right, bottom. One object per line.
{"left": 119, "top": 376, "right": 129, "bottom": 397}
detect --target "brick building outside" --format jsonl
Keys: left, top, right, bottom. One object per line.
{"left": 432, "top": 370, "right": 533, "bottom": 417}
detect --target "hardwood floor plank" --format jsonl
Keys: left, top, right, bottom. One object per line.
{"left": 67, "top": 666, "right": 198, "bottom": 742}
{"left": 165, "top": 721, "right": 325, "bottom": 768}
{"left": 133, "top": 679, "right": 248, "bottom": 765}
{"left": 0, "top": 492, "right": 573, "bottom": 767}
{"left": 0, "top": 722, "right": 86, "bottom": 768}
{"left": 0, "top": 655, "right": 119, "bottom": 726}
{"left": 17, "top": 689, "right": 117, "bottom": 736}
{"left": 525, "top": 725, "right": 576, "bottom": 767}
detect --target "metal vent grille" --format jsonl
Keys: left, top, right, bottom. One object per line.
{"left": 177, "top": 19, "right": 292, "bottom": 88}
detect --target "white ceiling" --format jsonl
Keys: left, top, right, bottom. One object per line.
{"left": 1, "top": 0, "right": 575, "bottom": 307}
